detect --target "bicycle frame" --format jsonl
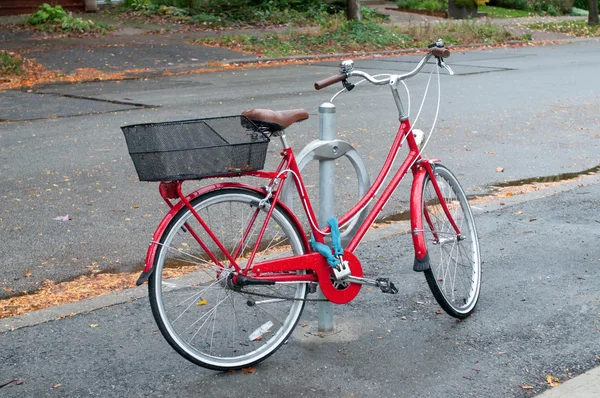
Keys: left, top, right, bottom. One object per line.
{"left": 138, "top": 113, "right": 462, "bottom": 304}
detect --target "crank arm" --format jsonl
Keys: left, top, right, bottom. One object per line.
{"left": 344, "top": 275, "right": 380, "bottom": 287}
{"left": 345, "top": 276, "right": 398, "bottom": 294}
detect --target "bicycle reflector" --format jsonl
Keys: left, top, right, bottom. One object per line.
{"left": 413, "top": 129, "right": 425, "bottom": 149}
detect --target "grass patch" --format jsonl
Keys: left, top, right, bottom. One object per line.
{"left": 25, "top": 3, "right": 114, "bottom": 34}
{"left": 478, "top": 5, "right": 535, "bottom": 18}
{"left": 200, "top": 21, "right": 413, "bottom": 57}
{"left": 117, "top": 0, "right": 388, "bottom": 29}
{"left": 0, "top": 52, "right": 25, "bottom": 76}
{"left": 196, "top": 19, "right": 517, "bottom": 57}
{"left": 525, "top": 20, "right": 600, "bottom": 36}
{"left": 405, "top": 20, "right": 515, "bottom": 45}
{"left": 397, "top": 0, "right": 448, "bottom": 12}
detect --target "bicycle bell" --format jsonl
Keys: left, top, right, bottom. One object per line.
{"left": 339, "top": 60, "right": 354, "bottom": 74}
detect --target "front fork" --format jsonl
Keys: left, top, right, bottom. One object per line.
{"left": 409, "top": 160, "right": 462, "bottom": 272}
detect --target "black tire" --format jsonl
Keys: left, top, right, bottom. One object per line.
{"left": 148, "top": 188, "right": 307, "bottom": 370}
{"left": 421, "top": 164, "right": 481, "bottom": 319}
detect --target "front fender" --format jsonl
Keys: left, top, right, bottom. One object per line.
{"left": 136, "top": 182, "right": 308, "bottom": 286}
{"left": 410, "top": 159, "right": 439, "bottom": 272}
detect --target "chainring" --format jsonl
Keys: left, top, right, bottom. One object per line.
{"left": 317, "top": 250, "right": 363, "bottom": 304}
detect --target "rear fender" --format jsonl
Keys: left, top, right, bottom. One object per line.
{"left": 136, "top": 183, "right": 308, "bottom": 286}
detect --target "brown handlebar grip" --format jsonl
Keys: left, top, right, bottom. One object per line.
{"left": 314, "top": 74, "right": 346, "bottom": 90}
{"left": 432, "top": 47, "right": 450, "bottom": 58}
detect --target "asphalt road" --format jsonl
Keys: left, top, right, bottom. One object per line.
{"left": 0, "top": 40, "right": 599, "bottom": 396}
{"left": 1, "top": 41, "right": 599, "bottom": 297}
{"left": 1, "top": 174, "right": 599, "bottom": 397}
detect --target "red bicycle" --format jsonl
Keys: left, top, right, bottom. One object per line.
{"left": 122, "top": 43, "right": 481, "bottom": 371}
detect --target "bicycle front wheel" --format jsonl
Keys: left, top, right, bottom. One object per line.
{"left": 148, "top": 188, "right": 308, "bottom": 371}
{"left": 421, "top": 164, "right": 481, "bottom": 319}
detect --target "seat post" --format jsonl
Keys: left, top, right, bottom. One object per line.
{"left": 279, "top": 132, "right": 290, "bottom": 149}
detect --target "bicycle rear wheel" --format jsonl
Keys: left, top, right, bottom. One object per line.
{"left": 421, "top": 164, "right": 481, "bottom": 319}
{"left": 148, "top": 188, "right": 308, "bottom": 370}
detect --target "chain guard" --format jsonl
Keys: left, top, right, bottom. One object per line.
{"left": 317, "top": 251, "right": 363, "bottom": 304}
{"left": 251, "top": 250, "right": 363, "bottom": 305}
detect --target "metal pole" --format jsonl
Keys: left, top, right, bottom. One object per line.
{"left": 317, "top": 102, "right": 336, "bottom": 333}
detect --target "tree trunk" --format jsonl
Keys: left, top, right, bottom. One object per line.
{"left": 347, "top": 0, "right": 361, "bottom": 21}
{"left": 589, "top": 0, "right": 599, "bottom": 25}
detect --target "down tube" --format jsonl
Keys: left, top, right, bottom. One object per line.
{"left": 345, "top": 136, "right": 420, "bottom": 252}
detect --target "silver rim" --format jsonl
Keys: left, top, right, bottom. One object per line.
{"left": 423, "top": 166, "right": 481, "bottom": 314}
{"left": 151, "top": 190, "right": 306, "bottom": 370}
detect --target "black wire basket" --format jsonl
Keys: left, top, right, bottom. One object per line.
{"left": 122, "top": 115, "right": 269, "bottom": 181}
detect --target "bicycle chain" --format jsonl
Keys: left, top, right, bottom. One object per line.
{"left": 237, "top": 289, "right": 328, "bottom": 302}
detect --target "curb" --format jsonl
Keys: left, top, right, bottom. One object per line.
{"left": 534, "top": 366, "right": 600, "bottom": 397}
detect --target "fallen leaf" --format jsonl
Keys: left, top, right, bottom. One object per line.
{"left": 52, "top": 384, "right": 62, "bottom": 389}
{"left": 546, "top": 374, "right": 560, "bottom": 387}
{"left": 529, "top": 218, "right": 537, "bottom": 222}
{"left": 520, "top": 385, "right": 534, "bottom": 390}
{"left": 241, "top": 367, "right": 256, "bottom": 374}
{"left": 196, "top": 299, "right": 207, "bottom": 306}
{"left": 252, "top": 335, "right": 263, "bottom": 342}
{"left": 24, "top": 270, "right": 32, "bottom": 278}
{"left": 133, "top": 205, "right": 139, "bottom": 209}
{"left": 515, "top": 211, "right": 523, "bottom": 215}
{"left": 496, "top": 167, "right": 504, "bottom": 173}
{"left": 0, "top": 379, "right": 17, "bottom": 388}
{"left": 89, "top": 324, "right": 99, "bottom": 328}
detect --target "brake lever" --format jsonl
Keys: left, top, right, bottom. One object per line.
{"left": 342, "top": 79, "right": 355, "bottom": 91}
{"left": 438, "top": 58, "right": 455, "bottom": 76}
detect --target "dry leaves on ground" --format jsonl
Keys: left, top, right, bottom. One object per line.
{"left": 0, "top": 266, "right": 200, "bottom": 319}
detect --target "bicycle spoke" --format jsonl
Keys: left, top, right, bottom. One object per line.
{"left": 422, "top": 165, "right": 481, "bottom": 318}
{"left": 149, "top": 189, "right": 307, "bottom": 370}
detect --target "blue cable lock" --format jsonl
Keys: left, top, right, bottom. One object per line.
{"left": 310, "top": 217, "right": 344, "bottom": 268}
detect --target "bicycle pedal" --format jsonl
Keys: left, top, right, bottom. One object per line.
{"left": 375, "top": 278, "right": 398, "bottom": 294}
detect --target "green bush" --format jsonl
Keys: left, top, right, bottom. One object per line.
{"left": 123, "top": 0, "right": 387, "bottom": 27}
{"left": 26, "top": 3, "right": 112, "bottom": 32}
{"left": 489, "top": 0, "right": 573, "bottom": 14}
{"left": 573, "top": 0, "right": 588, "bottom": 9}
{"left": 487, "top": 0, "right": 529, "bottom": 10}
{"left": 397, "top": 0, "right": 448, "bottom": 12}
{"left": 529, "top": 0, "right": 573, "bottom": 14}
{"left": 27, "top": 3, "right": 69, "bottom": 24}
{"left": 0, "top": 52, "right": 24, "bottom": 76}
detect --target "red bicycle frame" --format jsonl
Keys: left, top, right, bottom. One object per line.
{"left": 139, "top": 117, "right": 462, "bottom": 303}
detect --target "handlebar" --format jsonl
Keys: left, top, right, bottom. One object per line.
{"left": 314, "top": 73, "right": 346, "bottom": 90}
{"left": 314, "top": 46, "right": 451, "bottom": 91}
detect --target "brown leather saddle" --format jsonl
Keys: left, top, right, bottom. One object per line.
{"left": 242, "top": 108, "right": 309, "bottom": 134}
